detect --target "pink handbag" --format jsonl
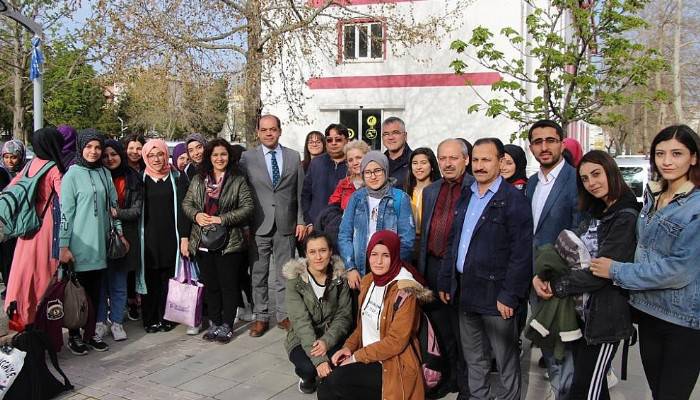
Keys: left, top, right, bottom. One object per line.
{"left": 163, "top": 258, "right": 204, "bottom": 327}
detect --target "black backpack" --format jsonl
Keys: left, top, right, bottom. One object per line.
{"left": 5, "top": 327, "right": 73, "bottom": 400}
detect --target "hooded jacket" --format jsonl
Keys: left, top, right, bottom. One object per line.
{"left": 283, "top": 256, "right": 353, "bottom": 366}
{"left": 343, "top": 272, "right": 433, "bottom": 400}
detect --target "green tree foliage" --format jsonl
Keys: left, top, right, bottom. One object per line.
{"left": 450, "top": 0, "right": 666, "bottom": 138}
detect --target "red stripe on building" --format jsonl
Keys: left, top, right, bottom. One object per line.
{"left": 307, "top": 72, "right": 501, "bottom": 89}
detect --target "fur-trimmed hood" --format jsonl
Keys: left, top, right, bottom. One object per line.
{"left": 283, "top": 255, "right": 346, "bottom": 282}
{"left": 394, "top": 279, "right": 434, "bottom": 305}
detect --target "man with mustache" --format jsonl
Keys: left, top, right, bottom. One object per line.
{"left": 439, "top": 138, "right": 533, "bottom": 400}
{"left": 527, "top": 119, "right": 581, "bottom": 400}
{"left": 416, "top": 138, "right": 473, "bottom": 398}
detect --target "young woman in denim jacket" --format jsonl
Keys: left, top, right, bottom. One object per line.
{"left": 591, "top": 125, "right": 700, "bottom": 400}
{"left": 338, "top": 151, "right": 415, "bottom": 290}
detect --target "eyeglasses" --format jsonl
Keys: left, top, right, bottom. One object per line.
{"left": 326, "top": 137, "right": 346, "bottom": 144}
{"left": 308, "top": 140, "right": 323, "bottom": 145}
{"left": 530, "top": 137, "right": 561, "bottom": 146}
{"left": 146, "top": 152, "right": 166, "bottom": 160}
{"left": 363, "top": 168, "right": 385, "bottom": 178}
{"left": 382, "top": 130, "right": 404, "bottom": 138}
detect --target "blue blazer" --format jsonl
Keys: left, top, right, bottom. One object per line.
{"left": 526, "top": 162, "right": 581, "bottom": 248}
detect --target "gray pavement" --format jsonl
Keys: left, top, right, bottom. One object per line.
{"left": 54, "top": 318, "right": 700, "bottom": 400}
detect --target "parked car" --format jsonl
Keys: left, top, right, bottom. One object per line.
{"left": 615, "top": 155, "right": 649, "bottom": 203}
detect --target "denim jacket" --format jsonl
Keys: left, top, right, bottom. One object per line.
{"left": 337, "top": 187, "right": 415, "bottom": 275}
{"left": 610, "top": 181, "right": 700, "bottom": 330}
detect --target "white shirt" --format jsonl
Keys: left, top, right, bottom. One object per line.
{"left": 308, "top": 270, "right": 326, "bottom": 299}
{"left": 360, "top": 268, "right": 415, "bottom": 347}
{"left": 532, "top": 159, "right": 566, "bottom": 232}
{"left": 367, "top": 196, "right": 381, "bottom": 243}
{"left": 262, "top": 144, "right": 283, "bottom": 184}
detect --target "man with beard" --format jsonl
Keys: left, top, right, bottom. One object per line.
{"left": 526, "top": 119, "right": 581, "bottom": 400}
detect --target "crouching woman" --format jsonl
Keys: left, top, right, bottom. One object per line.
{"left": 283, "top": 232, "right": 352, "bottom": 394}
{"left": 318, "top": 230, "right": 432, "bottom": 400}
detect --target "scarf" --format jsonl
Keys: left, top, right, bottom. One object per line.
{"left": 56, "top": 124, "right": 77, "bottom": 167}
{"left": 30, "top": 127, "right": 66, "bottom": 173}
{"left": 142, "top": 139, "right": 171, "bottom": 180}
{"left": 76, "top": 128, "right": 106, "bottom": 169}
{"left": 204, "top": 173, "right": 226, "bottom": 215}
{"left": 361, "top": 150, "right": 393, "bottom": 199}
{"left": 504, "top": 144, "right": 528, "bottom": 184}
{"left": 1, "top": 139, "right": 27, "bottom": 174}
{"left": 366, "top": 230, "right": 426, "bottom": 287}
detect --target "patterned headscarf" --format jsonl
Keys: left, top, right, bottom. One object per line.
{"left": 1, "top": 140, "right": 27, "bottom": 174}
{"left": 76, "top": 129, "right": 106, "bottom": 169}
{"left": 142, "top": 139, "right": 171, "bottom": 180}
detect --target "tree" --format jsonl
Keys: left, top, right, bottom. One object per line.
{"left": 450, "top": 0, "right": 666, "bottom": 139}
{"left": 88, "top": 0, "right": 468, "bottom": 144}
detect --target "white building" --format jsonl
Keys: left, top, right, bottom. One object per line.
{"left": 262, "top": 0, "right": 540, "bottom": 153}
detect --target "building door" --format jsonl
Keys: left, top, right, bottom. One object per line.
{"left": 339, "top": 109, "right": 382, "bottom": 150}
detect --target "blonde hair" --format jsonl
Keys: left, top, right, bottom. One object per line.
{"left": 344, "top": 140, "right": 370, "bottom": 158}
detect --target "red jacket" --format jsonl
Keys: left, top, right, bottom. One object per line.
{"left": 328, "top": 177, "right": 357, "bottom": 210}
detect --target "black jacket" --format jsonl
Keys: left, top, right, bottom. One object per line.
{"left": 551, "top": 189, "right": 640, "bottom": 344}
{"left": 385, "top": 145, "right": 411, "bottom": 189}
{"left": 112, "top": 167, "right": 143, "bottom": 271}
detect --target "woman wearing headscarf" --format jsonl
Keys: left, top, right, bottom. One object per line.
{"left": 171, "top": 143, "right": 189, "bottom": 172}
{"left": 337, "top": 151, "right": 415, "bottom": 290}
{"left": 4, "top": 128, "right": 65, "bottom": 330}
{"left": 60, "top": 129, "right": 123, "bottom": 355}
{"left": 318, "top": 230, "right": 431, "bottom": 400}
{"left": 501, "top": 144, "right": 528, "bottom": 193}
{"left": 95, "top": 140, "right": 143, "bottom": 342}
{"left": 57, "top": 124, "right": 78, "bottom": 168}
{"left": 138, "top": 139, "right": 190, "bottom": 333}
{"left": 1, "top": 140, "right": 27, "bottom": 177}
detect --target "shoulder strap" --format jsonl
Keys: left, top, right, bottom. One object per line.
{"left": 39, "top": 330, "right": 73, "bottom": 389}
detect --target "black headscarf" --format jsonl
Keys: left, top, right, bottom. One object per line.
{"left": 504, "top": 144, "right": 528, "bottom": 183}
{"left": 76, "top": 128, "right": 106, "bottom": 169}
{"left": 30, "top": 127, "right": 66, "bottom": 173}
{"left": 104, "top": 139, "right": 130, "bottom": 178}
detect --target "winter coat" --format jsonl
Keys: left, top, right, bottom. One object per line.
{"left": 283, "top": 256, "right": 353, "bottom": 366}
{"left": 182, "top": 172, "right": 254, "bottom": 256}
{"left": 551, "top": 190, "right": 639, "bottom": 344}
{"left": 302, "top": 153, "right": 347, "bottom": 225}
{"left": 328, "top": 176, "right": 357, "bottom": 210}
{"left": 112, "top": 167, "right": 143, "bottom": 271}
{"left": 344, "top": 273, "right": 433, "bottom": 400}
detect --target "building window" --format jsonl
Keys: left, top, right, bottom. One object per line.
{"left": 342, "top": 21, "right": 384, "bottom": 61}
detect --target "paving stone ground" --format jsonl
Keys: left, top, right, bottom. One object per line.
{"left": 53, "top": 317, "right": 699, "bottom": 400}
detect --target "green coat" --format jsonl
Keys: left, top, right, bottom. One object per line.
{"left": 283, "top": 256, "right": 352, "bottom": 367}
{"left": 182, "top": 172, "right": 254, "bottom": 256}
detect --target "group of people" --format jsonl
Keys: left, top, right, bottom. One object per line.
{"left": 0, "top": 114, "right": 697, "bottom": 400}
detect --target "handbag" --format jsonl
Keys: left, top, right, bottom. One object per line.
{"left": 200, "top": 223, "right": 228, "bottom": 251}
{"left": 62, "top": 269, "right": 88, "bottom": 330}
{"left": 163, "top": 258, "right": 204, "bottom": 328}
{"left": 96, "top": 169, "right": 128, "bottom": 260}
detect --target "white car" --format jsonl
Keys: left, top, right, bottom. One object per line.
{"left": 615, "top": 155, "right": 650, "bottom": 203}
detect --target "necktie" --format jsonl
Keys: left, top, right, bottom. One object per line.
{"left": 270, "top": 150, "right": 280, "bottom": 187}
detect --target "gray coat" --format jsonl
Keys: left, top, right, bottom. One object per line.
{"left": 240, "top": 145, "right": 305, "bottom": 236}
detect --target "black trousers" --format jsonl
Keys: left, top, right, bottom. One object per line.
{"left": 288, "top": 344, "right": 342, "bottom": 382}
{"left": 0, "top": 239, "right": 16, "bottom": 289}
{"left": 142, "top": 267, "right": 171, "bottom": 327}
{"left": 316, "top": 361, "right": 382, "bottom": 400}
{"left": 569, "top": 339, "right": 618, "bottom": 400}
{"left": 637, "top": 311, "right": 700, "bottom": 400}
{"left": 238, "top": 252, "right": 252, "bottom": 307}
{"left": 68, "top": 269, "right": 103, "bottom": 341}
{"left": 197, "top": 251, "right": 244, "bottom": 326}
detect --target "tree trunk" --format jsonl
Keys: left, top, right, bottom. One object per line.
{"left": 672, "top": 0, "right": 683, "bottom": 122}
{"left": 11, "top": 23, "right": 25, "bottom": 141}
{"left": 243, "top": 0, "right": 263, "bottom": 147}
{"left": 642, "top": 104, "right": 648, "bottom": 154}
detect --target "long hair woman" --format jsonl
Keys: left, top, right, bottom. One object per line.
{"left": 302, "top": 131, "right": 326, "bottom": 173}
{"left": 405, "top": 147, "right": 440, "bottom": 239}
{"left": 183, "top": 138, "right": 253, "bottom": 342}
{"left": 591, "top": 125, "right": 700, "bottom": 400}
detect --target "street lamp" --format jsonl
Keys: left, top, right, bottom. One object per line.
{"left": 0, "top": 0, "right": 44, "bottom": 134}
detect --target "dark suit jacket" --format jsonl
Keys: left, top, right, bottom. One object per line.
{"left": 416, "top": 174, "right": 474, "bottom": 278}
{"left": 240, "top": 145, "right": 305, "bottom": 236}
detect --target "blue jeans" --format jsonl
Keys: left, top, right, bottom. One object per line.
{"left": 97, "top": 267, "right": 128, "bottom": 324}
{"left": 543, "top": 347, "right": 575, "bottom": 400}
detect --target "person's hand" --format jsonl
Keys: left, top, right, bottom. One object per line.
{"left": 497, "top": 301, "right": 514, "bottom": 319}
{"left": 59, "top": 247, "right": 74, "bottom": 264}
{"left": 439, "top": 291, "right": 451, "bottom": 304}
{"left": 331, "top": 347, "right": 352, "bottom": 366}
{"left": 210, "top": 216, "right": 222, "bottom": 225}
{"left": 533, "top": 275, "right": 553, "bottom": 300}
{"left": 180, "top": 238, "right": 190, "bottom": 258}
{"left": 195, "top": 213, "right": 212, "bottom": 227}
{"left": 306, "top": 224, "right": 314, "bottom": 236}
{"left": 346, "top": 270, "right": 361, "bottom": 290}
{"left": 295, "top": 224, "right": 307, "bottom": 241}
{"left": 316, "top": 362, "right": 332, "bottom": 378}
{"left": 591, "top": 257, "right": 613, "bottom": 279}
{"left": 120, "top": 236, "right": 130, "bottom": 253}
{"left": 340, "top": 354, "right": 356, "bottom": 366}
{"left": 310, "top": 339, "right": 328, "bottom": 357}
{"left": 110, "top": 207, "right": 118, "bottom": 218}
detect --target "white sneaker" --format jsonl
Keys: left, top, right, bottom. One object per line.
{"left": 607, "top": 368, "right": 619, "bottom": 388}
{"left": 235, "top": 306, "right": 254, "bottom": 323}
{"left": 111, "top": 323, "right": 127, "bottom": 341}
{"left": 186, "top": 325, "right": 201, "bottom": 335}
{"left": 95, "top": 322, "right": 110, "bottom": 339}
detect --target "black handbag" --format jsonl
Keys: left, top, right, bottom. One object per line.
{"left": 200, "top": 223, "right": 228, "bottom": 251}
{"left": 107, "top": 219, "right": 128, "bottom": 259}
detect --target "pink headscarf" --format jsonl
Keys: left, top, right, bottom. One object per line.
{"left": 142, "top": 139, "right": 171, "bottom": 180}
{"left": 563, "top": 138, "right": 583, "bottom": 167}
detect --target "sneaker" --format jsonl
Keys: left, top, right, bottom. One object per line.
{"left": 87, "top": 335, "right": 110, "bottom": 352}
{"left": 186, "top": 325, "right": 201, "bottom": 335}
{"left": 95, "top": 322, "right": 110, "bottom": 339}
{"left": 607, "top": 368, "right": 619, "bottom": 389}
{"left": 67, "top": 336, "right": 89, "bottom": 356}
{"left": 215, "top": 323, "right": 233, "bottom": 343}
{"left": 127, "top": 304, "right": 140, "bottom": 321}
{"left": 111, "top": 323, "right": 128, "bottom": 341}
{"left": 297, "top": 377, "right": 316, "bottom": 394}
{"left": 202, "top": 323, "right": 220, "bottom": 341}
{"left": 235, "top": 305, "right": 254, "bottom": 323}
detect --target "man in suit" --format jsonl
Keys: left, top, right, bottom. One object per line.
{"left": 417, "top": 138, "right": 473, "bottom": 398}
{"left": 526, "top": 119, "right": 581, "bottom": 400}
{"left": 240, "top": 115, "right": 307, "bottom": 337}
{"left": 439, "top": 138, "right": 533, "bottom": 400}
